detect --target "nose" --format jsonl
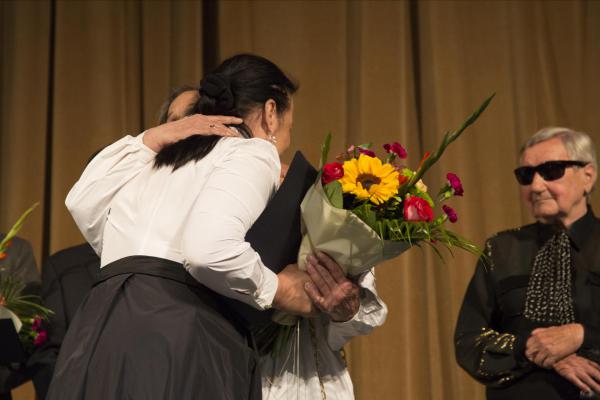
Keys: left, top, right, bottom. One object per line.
{"left": 529, "top": 171, "right": 546, "bottom": 192}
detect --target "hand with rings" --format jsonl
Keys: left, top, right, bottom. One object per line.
{"left": 144, "top": 114, "right": 243, "bottom": 152}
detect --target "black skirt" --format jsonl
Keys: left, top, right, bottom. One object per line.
{"left": 46, "top": 256, "right": 261, "bottom": 400}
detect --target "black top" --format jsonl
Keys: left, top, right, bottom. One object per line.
{"left": 28, "top": 243, "right": 99, "bottom": 399}
{"left": 455, "top": 208, "right": 600, "bottom": 399}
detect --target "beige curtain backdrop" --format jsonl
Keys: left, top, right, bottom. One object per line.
{"left": 2, "top": 0, "right": 600, "bottom": 399}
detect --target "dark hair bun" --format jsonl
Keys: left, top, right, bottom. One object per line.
{"left": 199, "top": 73, "right": 234, "bottom": 111}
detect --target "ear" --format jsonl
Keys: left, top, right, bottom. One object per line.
{"left": 262, "top": 99, "right": 279, "bottom": 134}
{"left": 583, "top": 164, "right": 596, "bottom": 193}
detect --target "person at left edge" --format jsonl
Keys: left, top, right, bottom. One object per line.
{"left": 0, "top": 236, "right": 39, "bottom": 400}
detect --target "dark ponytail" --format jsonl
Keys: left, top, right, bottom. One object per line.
{"left": 154, "top": 54, "right": 298, "bottom": 171}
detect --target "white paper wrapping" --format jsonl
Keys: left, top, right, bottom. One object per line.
{"left": 297, "top": 181, "right": 411, "bottom": 275}
{"left": 274, "top": 181, "right": 411, "bottom": 325}
{"left": 0, "top": 305, "right": 22, "bottom": 332}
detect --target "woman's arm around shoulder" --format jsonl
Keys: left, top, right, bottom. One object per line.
{"left": 182, "top": 138, "right": 281, "bottom": 310}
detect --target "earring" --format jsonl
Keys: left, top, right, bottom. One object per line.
{"left": 267, "top": 132, "right": 278, "bottom": 145}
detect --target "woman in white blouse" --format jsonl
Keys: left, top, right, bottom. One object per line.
{"left": 46, "top": 54, "right": 312, "bottom": 400}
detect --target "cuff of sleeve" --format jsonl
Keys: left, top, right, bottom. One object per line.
{"left": 253, "top": 267, "right": 278, "bottom": 310}
{"left": 514, "top": 330, "right": 533, "bottom": 366}
{"left": 137, "top": 132, "right": 158, "bottom": 159}
{"left": 329, "top": 303, "right": 363, "bottom": 326}
{"left": 582, "top": 324, "right": 600, "bottom": 349}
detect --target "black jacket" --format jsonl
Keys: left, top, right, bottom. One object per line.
{"left": 455, "top": 209, "right": 600, "bottom": 399}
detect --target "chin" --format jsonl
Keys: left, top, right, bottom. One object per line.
{"left": 532, "top": 204, "right": 559, "bottom": 222}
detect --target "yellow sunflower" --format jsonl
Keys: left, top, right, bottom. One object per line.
{"left": 339, "top": 154, "right": 400, "bottom": 205}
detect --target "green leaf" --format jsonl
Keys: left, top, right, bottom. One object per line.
{"left": 397, "top": 93, "right": 494, "bottom": 198}
{"left": 324, "top": 180, "right": 343, "bottom": 208}
{"left": 320, "top": 132, "right": 333, "bottom": 170}
{"left": 353, "top": 203, "right": 377, "bottom": 230}
{"left": 0, "top": 203, "right": 39, "bottom": 252}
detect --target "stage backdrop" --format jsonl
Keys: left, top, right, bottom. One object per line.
{"left": 2, "top": 1, "right": 600, "bottom": 399}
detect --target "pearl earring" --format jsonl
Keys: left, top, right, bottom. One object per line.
{"left": 267, "top": 132, "right": 278, "bottom": 145}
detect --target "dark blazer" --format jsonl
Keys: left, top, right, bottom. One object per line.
{"left": 28, "top": 243, "right": 99, "bottom": 399}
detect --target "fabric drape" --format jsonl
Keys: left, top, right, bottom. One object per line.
{"left": 3, "top": 1, "right": 600, "bottom": 399}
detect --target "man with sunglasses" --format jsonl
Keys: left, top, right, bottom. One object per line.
{"left": 455, "top": 127, "right": 600, "bottom": 399}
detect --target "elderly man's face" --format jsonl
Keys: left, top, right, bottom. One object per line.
{"left": 520, "top": 138, "right": 595, "bottom": 226}
{"left": 167, "top": 90, "right": 199, "bottom": 122}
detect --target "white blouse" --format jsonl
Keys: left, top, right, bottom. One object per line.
{"left": 261, "top": 270, "right": 387, "bottom": 400}
{"left": 66, "top": 133, "right": 281, "bottom": 310}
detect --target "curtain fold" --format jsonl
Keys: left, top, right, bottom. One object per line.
{"left": 3, "top": 1, "right": 600, "bottom": 399}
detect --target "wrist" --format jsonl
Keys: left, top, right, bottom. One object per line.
{"left": 143, "top": 127, "right": 163, "bottom": 152}
{"left": 573, "top": 323, "right": 585, "bottom": 350}
{"left": 330, "top": 309, "right": 358, "bottom": 323}
{"left": 272, "top": 274, "right": 290, "bottom": 310}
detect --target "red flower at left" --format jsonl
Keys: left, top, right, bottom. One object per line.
{"left": 322, "top": 162, "right": 344, "bottom": 185}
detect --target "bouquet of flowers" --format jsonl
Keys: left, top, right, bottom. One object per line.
{"left": 268, "top": 95, "right": 493, "bottom": 333}
{"left": 0, "top": 203, "right": 52, "bottom": 352}
{"left": 295, "top": 94, "right": 494, "bottom": 277}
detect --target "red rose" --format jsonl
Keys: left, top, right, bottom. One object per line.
{"left": 403, "top": 196, "right": 434, "bottom": 222}
{"left": 321, "top": 162, "right": 344, "bottom": 185}
{"left": 383, "top": 142, "right": 408, "bottom": 159}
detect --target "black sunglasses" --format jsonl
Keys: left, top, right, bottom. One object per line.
{"left": 514, "top": 160, "right": 588, "bottom": 185}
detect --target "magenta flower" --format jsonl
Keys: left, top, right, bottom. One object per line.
{"left": 357, "top": 147, "right": 376, "bottom": 157}
{"left": 33, "top": 330, "right": 48, "bottom": 346}
{"left": 446, "top": 173, "right": 464, "bottom": 196}
{"left": 383, "top": 142, "right": 408, "bottom": 159}
{"left": 32, "top": 317, "right": 42, "bottom": 332}
{"left": 443, "top": 205, "right": 458, "bottom": 223}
